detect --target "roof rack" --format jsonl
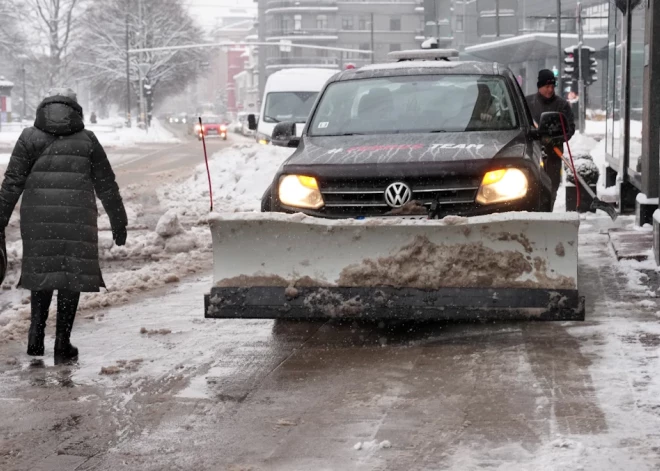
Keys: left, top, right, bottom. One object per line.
{"left": 387, "top": 49, "right": 460, "bottom": 62}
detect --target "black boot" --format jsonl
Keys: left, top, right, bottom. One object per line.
{"left": 54, "top": 290, "right": 80, "bottom": 365}
{"left": 27, "top": 291, "right": 53, "bottom": 356}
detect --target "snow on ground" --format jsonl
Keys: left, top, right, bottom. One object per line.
{"left": 584, "top": 119, "right": 643, "bottom": 139}
{"left": 0, "top": 130, "right": 22, "bottom": 146}
{"left": 158, "top": 143, "right": 295, "bottom": 220}
{"left": 0, "top": 143, "right": 292, "bottom": 342}
{"left": 0, "top": 118, "right": 178, "bottom": 150}
{"left": 92, "top": 118, "right": 180, "bottom": 148}
{"left": 0, "top": 154, "right": 9, "bottom": 166}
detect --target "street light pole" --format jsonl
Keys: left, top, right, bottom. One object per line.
{"left": 125, "top": 1, "right": 131, "bottom": 127}
{"left": 577, "top": 2, "right": 585, "bottom": 134}
{"left": 22, "top": 63, "right": 26, "bottom": 120}
{"left": 556, "top": 0, "right": 563, "bottom": 94}
{"left": 370, "top": 13, "right": 375, "bottom": 64}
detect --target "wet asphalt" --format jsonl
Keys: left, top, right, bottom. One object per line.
{"left": 0, "top": 222, "right": 659, "bottom": 470}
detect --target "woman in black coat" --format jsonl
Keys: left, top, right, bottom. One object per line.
{"left": 0, "top": 88, "right": 127, "bottom": 363}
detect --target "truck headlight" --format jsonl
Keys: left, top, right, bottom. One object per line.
{"left": 476, "top": 168, "right": 528, "bottom": 205}
{"left": 279, "top": 175, "right": 324, "bottom": 209}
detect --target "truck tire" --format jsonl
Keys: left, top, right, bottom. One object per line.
{"left": 261, "top": 186, "right": 273, "bottom": 212}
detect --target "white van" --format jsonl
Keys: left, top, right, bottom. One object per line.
{"left": 249, "top": 68, "right": 338, "bottom": 144}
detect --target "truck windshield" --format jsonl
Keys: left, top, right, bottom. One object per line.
{"left": 263, "top": 92, "right": 318, "bottom": 123}
{"left": 309, "top": 75, "right": 518, "bottom": 136}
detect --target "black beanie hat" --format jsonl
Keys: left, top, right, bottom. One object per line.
{"left": 537, "top": 69, "right": 556, "bottom": 88}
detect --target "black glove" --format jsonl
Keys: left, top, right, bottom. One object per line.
{"left": 112, "top": 226, "right": 127, "bottom": 246}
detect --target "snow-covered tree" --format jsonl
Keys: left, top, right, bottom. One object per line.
{"left": 0, "top": 0, "right": 22, "bottom": 57}
{"left": 23, "top": 0, "right": 85, "bottom": 88}
{"left": 78, "top": 0, "right": 208, "bottom": 110}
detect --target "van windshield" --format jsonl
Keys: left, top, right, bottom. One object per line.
{"left": 308, "top": 75, "right": 518, "bottom": 136}
{"left": 263, "top": 92, "right": 318, "bottom": 123}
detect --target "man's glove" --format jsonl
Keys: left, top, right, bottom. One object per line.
{"left": 112, "top": 226, "right": 127, "bottom": 246}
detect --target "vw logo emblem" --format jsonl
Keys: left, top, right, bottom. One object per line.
{"left": 384, "top": 182, "right": 412, "bottom": 208}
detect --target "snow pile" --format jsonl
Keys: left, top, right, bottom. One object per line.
{"left": 155, "top": 210, "right": 184, "bottom": 237}
{"left": 93, "top": 119, "right": 180, "bottom": 148}
{"left": 0, "top": 119, "right": 178, "bottom": 151}
{"left": 158, "top": 143, "right": 294, "bottom": 220}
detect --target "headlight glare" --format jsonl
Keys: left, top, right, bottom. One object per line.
{"left": 279, "top": 175, "right": 324, "bottom": 209}
{"left": 476, "top": 168, "right": 528, "bottom": 205}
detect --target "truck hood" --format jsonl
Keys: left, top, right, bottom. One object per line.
{"left": 286, "top": 130, "right": 527, "bottom": 166}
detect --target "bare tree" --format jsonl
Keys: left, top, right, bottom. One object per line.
{"left": 78, "top": 0, "right": 207, "bottom": 111}
{"left": 23, "top": 0, "right": 84, "bottom": 88}
{"left": 0, "top": 0, "right": 22, "bottom": 57}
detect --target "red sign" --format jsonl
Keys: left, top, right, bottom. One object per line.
{"left": 0, "top": 96, "right": 6, "bottom": 112}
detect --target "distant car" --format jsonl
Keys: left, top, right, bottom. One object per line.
{"left": 195, "top": 115, "right": 228, "bottom": 141}
{"left": 241, "top": 114, "right": 258, "bottom": 137}
{"left": 168, "top": 113, "right": 188, "bottom": 125}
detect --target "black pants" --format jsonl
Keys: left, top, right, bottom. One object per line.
{"left": 544, "top": 145, "right": 563, "bottom": 210}
{"left": 31, "top": 290, "right": 81, "bottom": 337}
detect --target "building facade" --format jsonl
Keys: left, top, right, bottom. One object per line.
{"left": 257, "top": 0, "right": 425, "bottom": 84}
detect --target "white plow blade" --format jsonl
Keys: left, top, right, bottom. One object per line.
{"left": 209, "top": 212, "right": 579, "bottom": 291}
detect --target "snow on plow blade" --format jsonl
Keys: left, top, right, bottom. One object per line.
{"left": 205, "top": 212, "right": 584, "bottom": 321}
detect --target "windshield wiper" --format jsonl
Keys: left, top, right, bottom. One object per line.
{"left": 264, "top": 115, "right": 280, "bottom": 123}
{"left": 429, "top": 130, "right": 448, "bottom": 133}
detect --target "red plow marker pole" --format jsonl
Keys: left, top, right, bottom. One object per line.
{"left": 199, "top": 117, "right": 214, "bottom": 212}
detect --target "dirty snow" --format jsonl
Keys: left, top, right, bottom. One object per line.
{"left": 0, "top": 143, "right": 295, "bottom": 341}
{"left": 158, "top": 143, "right": 294, "bottom": 220}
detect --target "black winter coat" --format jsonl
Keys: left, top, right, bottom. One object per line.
{"left": 0, "top": 96, "right": 127, "bottom": 292}
{"left": 526, "top": 93, "right": 576, "bottom": 145}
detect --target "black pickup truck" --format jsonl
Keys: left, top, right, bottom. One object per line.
{"left": 261, "top": 50, "right": 565, "bottom": 219}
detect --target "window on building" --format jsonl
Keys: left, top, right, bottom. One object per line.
{"left": 294, "top": 14, "right": 302, "bottom": 31}
{"left": 281, "top": 16, "right": 290, "bottom": 32}
{"left": 317, "top": 48, "right": 328, "bottom": 57}
{"left": 359, "top": 42, "right": 370, "bottom": 51}
{"left": 390, "top": 18, "right": 401, "bottom": 31}
{"left": 342, "top": 16, "right": 354, "bottom": 30}
{"left": 317, "top": 14, "right": 328, "bottom": 30}
{"left": 389, "top": 44, "right": 401, "bottom": 52}
{"left": 359, "top": 16, "right": 368, "bottom": 30}
{"left": 456, "top": 15, "right": 464, "bottom": 32}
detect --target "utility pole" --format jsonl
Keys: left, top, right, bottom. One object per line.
{"left": 556, "top": 0, "right": 563, "bottom": 94}
{"left": 22, "top": 63, "right": 26, "bottom": 120}
{"left": 125, "top": 1, "right": 131, "bottom": 127}
{"left": 370, "top": 13, "right": 375, "bottom": 64}
{"left": 138, "top": 0, "right": 145, "bottom": 126}
{"left": 577, "top": 2, "right": 585, "bottom": 134}
{"left": 495, "top": 0, "right": 500, "bottom": 37}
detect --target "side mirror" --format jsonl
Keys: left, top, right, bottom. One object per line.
{"left": 272, "top": 122, "right": 300, "bottom": 148}
{"left": 537, "top": 111, "right": 565, "bottom": 140}
{"left": 247, "top": 114, "right": 257, "bottom": 131}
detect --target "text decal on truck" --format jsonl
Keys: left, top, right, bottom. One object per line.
{"left": 329, "top": 143, "right": 485, "bottom": 154}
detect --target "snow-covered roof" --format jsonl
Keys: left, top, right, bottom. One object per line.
{"left": 0, "top": 76, "right": 14, "bottom": 87}
{"left": 359, "top": 61, "right": 462, "bottom": 71}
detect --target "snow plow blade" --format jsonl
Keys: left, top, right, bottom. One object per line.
{"left": 205, "top": 212, "right": 584, "bottom": 322}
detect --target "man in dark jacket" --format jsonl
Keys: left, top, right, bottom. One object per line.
{"left": 526, "top": 69, "right": 576, "bottom": 209}
{"left": 0, "top": 88, "right": 127, "bottom": 364}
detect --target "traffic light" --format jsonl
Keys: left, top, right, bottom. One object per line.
{"left": 582, "top": 48, "right": 598, "bottom": 85}
{"left": 563, "top": 46, "right": 579, "bottom": 82}
{"left": 563, "top": 45, "right": 598, "bottom": 86}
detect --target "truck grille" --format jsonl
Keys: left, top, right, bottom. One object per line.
{"left": 319, "top": 177, "right": 480, "bottom": 216}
